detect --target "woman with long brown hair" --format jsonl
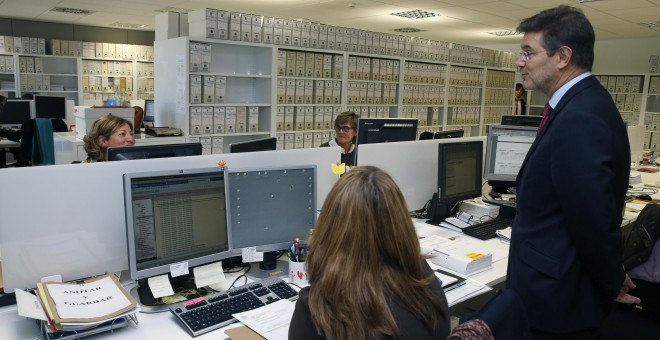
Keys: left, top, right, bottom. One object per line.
{"left": 289, "top": 166, "right": 450, "bottom": 340}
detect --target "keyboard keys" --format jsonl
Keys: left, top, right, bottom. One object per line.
{"left": 462, "top": 217, "right": 513, "bottom": 240}
{"left": 169, "top": 276, "right": 299, "bottom": 337}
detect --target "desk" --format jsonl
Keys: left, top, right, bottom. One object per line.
{"left": 53, "top": 132, "right": 186, "bottom": 164}
{"left": 0, "top": 139, "right": 20, "bottom": 167}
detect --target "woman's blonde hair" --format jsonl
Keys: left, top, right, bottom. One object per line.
{"left": 83, "top": 115, "right": 133, "bottom": 162}
{"left": 306, "top": 166, "right": 446, "bottom": 340}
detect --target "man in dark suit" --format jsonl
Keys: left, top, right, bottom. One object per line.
{"left": 506, "top": 6, "right": 640, "bottom": 339}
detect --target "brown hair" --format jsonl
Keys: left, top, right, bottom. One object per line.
{"left": 334, "top": 111, "right": 359, "bottom": 129}
{"left": 306, "top": 166, "right": 447, "bottom": 340}
{"left": 83, "top": 115, "right": 133, "bottom": 162}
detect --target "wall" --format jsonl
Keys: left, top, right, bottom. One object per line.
{"left": 0, "top": 17, "right": 154, "bottom": 45}
{"left": 479, "top": 37, "right": 660, "bottom": 74}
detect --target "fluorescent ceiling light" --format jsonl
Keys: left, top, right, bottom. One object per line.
{"left": 391, "top": 10, "right": 440, "bottom": 20}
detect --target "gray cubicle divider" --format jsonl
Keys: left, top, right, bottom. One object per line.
{"left": 0, "top": 147, "right": 340, "bottom": 293}
{"left": 356, "top": 136, "right": 487, "bottom": 211}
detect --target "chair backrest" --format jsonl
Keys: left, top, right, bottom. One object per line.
{"left": 624, "top": 203, "right": 660, "bottom": 270}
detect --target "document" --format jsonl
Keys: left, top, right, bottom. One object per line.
{"left": 15, "top": 289, "right": 48, "bottom": 321}
{"left": 420, "top": 234, "right": 493, "bottom": 275}
{"left": 233, "top": 299, "right": 295, "bottom": 340}
{"left": 148, "top": 274, "right": 175, "bottom": 298}
{"left": 193, "top": 261, "right": 226, "bottom": 288}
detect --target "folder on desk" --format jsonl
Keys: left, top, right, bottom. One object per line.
{"left": 420, "top": 234, "right": 492, "bottom": 275}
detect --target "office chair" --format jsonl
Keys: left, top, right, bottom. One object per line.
{"left": 11, "top": 118, "right": 68, "bottom": 166}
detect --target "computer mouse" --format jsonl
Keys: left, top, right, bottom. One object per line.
{"left": 637, "top": 194, "right": 653, "bottom": 201}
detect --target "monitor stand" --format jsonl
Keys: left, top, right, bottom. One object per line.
{"left": 130, "top": 273, "right": 212, "bottom": 313}
{"left": 245, "top": 251, "right": 288, "bottom": 281}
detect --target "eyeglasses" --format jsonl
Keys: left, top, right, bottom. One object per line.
{"left": 519, "top": 50, "right": 550, "bottom": 61}
{"left": 335, "top": 126, "right": 355, "bottom": 133}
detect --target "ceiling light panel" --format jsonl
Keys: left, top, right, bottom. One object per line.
{"left": 391, "top": 10, "right": 441, "bottom": 19}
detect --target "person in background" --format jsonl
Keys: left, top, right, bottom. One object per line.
{"left": 289, "top": 166, "right": 452, "bottom": 340}
{"left": 320, "top": 111, "right": 358, "bottom": 167}
{"left": 507, "top": 5, "right": 639, "bottom": 339}
{"left": 82, "top": 115, "right": 135, "bottom": 163}
{"left": 514, "top": 83, "right": 526, "bottom": 115}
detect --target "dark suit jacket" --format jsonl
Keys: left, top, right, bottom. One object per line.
{"left": 507, "top": 75, "right": 630, "bottom": 333}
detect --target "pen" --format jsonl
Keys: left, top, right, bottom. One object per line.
{"left": 433, "top": 248, "right": 450, "bottom": 257}
{"left": 444, "top": 281, "right": 466, "bottom": 292}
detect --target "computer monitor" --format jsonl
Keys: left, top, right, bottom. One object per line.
{"left": 355, "top": 118, "right": 418, "bottom": 164}
{"left": 0, "top": 99, "right": 33, "bottom": 127}
{"left": 226, "top": 165, "right": 316, "bottom": 277}
{"left": 106, "top": 143, "right": 202, "bottom": 161}
{"left": 123, "top": 167, "right": 232, "bottom": 309}
{"left": 34, "top": 95, "right": 66, "bottom": 119}
{"left": 484, "top": 125, "right": 538, "bottom": 193}
{"left": 428, "top": 140, "right": 483, "bottom": 223}
{"left": 500, "top": 115, "right": 542, "bottom": 127}
{"left": 143, "top": 99, "right": 155, "bottom": 127}
{"left": 419, "top": 129, "right": 465, "bottom": 140}
{"left": 229, "top": 137, "right": 277, "bottom": 153}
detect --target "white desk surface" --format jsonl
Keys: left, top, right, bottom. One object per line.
{"left": 0, "top": 222, "right": 505, "bottom": 340}
{"left": 0, "top": 139, "right": 20, "bottom": 148}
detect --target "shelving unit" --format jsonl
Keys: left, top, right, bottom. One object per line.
{"left": 154, "top": 36, "right": 520, "bottom": 154}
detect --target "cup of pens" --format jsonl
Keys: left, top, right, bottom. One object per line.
{"left": 288, "top": 238, "right": 308, "bottom": 286}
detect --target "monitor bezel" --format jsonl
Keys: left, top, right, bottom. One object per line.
{"left": 229, "top": 137, "right": 277, "bottom": 154}
{"left": 106, "top": 143, "right": 203, "bottom": 161}
{"left": 143, "top": 99, "right": 155, "bottom": 125}
{"left": 123, "top": 167, "right": 233, "bottom": 281}
{"left": 500, "top": 115, "right": 542, "bottom": 127}
{"left": 0, "top": 99, "right": 34, "bottom": 126}
{"left": 484, "top": 124, "right": 538, "bottom": 183}
{"left": 437, "top": 140, "right": 484, "bottom": 205}
{"left": 33, "top": 95, "right": 66, "bottom": 119}
{"left": 355, "top": 118, "right": 418, "bottom": 164}
{"left": 225, "top": 164, "right": 317, "bottom": 253}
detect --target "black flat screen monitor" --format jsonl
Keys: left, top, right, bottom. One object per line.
{"left": 0, "top": 100, "right": 33, "bottom": 126}
{"left": 227, "top": 165, "right": 316, "bottom": 277}
{"left": 229, "top": 137, "right": 277, "bottom": 153}
{"left": 485, "top": 125, "right": 538, "bottom": 193}
{"left": 500, "top": 115, "right": 542, "bottom": 127}
{"left": 107, "top": 143, "right": 202, "bottom": 161}
{"left": 123, "top": 167, "right": 232, "bottom": 307}
{"left": 34, "top": 95, "right": 66, "bottom": 119}
{"left": 420, "top": 129, "right": 465, "bottom": 140}
{"left": 355, "top": 118, "right": 418, "bottom": 164}
{"left": 143, "top": 99, "right": 155, "bottom": 127}
{"left": 428, "top": 140, "right": 483, "bottom": 223}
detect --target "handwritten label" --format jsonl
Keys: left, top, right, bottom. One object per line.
{"left": 242, "top": 247, "right": 264, "bottom": 262}
{"left": 170, "top": 262, "right": 189, "bottom": 278}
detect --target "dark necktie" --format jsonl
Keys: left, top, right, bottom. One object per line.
{"left": 538, "top": 103, "right": 552, "bottom": 134}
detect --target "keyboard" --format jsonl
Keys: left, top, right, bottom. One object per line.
{"left": 462, "top": 217, "right": 514, "bottom": 240}
{"left": 169, "top": 276, "right": 299, "bottom": 337}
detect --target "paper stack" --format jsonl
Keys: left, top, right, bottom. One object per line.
{"left": 420, "top": 234, "right": 493, "bottom": 275}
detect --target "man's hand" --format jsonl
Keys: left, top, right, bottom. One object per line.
{"left": 615, "top": 274, "right": 641, "bottom": 304}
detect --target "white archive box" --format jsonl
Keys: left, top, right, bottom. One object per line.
{"left": 74, "top": 106, "right": 134, "bottom": 139}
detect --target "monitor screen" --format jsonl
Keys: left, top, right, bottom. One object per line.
{"left": 34, "top": 95, "right": 66, "bottom": 119}
{"left": 123, "top": 167, "right": 231, "bottom": 281}
{"left": 227, "top": 165, "right": 316, "bottom": 253}
{"left": 429, "top": 140, "right": 483, "bottom": 222}
{"left": 107, "top": 143, "right": 202, "bottom": 161}
{"left": 0, "top": 99, "right": 33, "bottom": 126}
{"left": 500, "top": 115, "right": 542, "bottom": 127}
{"left": 484, "top": 125, "right": 537, "bottom": 192}
{"left": 355, "top": 118, "right": 418, "bottom": 164}
{"left": 143, "top": 99, "right": 155, "bottom": 126}
{"left": 229, "top": 137, "right": 277, "bottom": 153}
{"left": 420, "top": 129, "right": 465, "bottom": 140}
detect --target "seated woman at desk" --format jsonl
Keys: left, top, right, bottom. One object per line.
{"left": 319, "top": 111, "right": 358, "bottom": 167}
{"left": 82, "top": 115, "right": 135, "bottom": 163}
{"left": 289, "top": 166, "right": 452, "bottom": 339}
